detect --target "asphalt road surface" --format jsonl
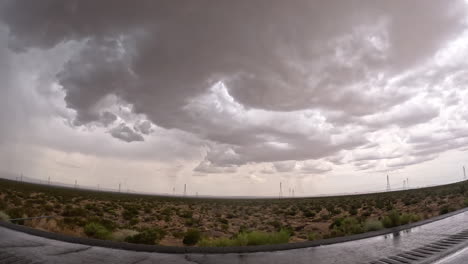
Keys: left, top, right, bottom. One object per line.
{"left": 1, "top": 210, "right": 468, "bottom": 264}
{"left": 434, "top": 247, "right": 468, "bottom": 264}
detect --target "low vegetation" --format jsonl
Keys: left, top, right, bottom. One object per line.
{"left": 199, "top": 229, "right": 291, "bottom": 247}
{"left": 0, "top": 178, "right": 467, "bottom": 247}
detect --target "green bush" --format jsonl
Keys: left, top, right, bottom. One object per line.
{"left": 84, "top": 222, "right": 111, "bottom": 240}
{"left": 125, "top": 228, "right": 166, "bottom": 245}
{"left": 381, "top": 210, "right": 400, "bottom": 228}
{"left": 183, "top": 228, "right": 201, "bottom": 245}
{"left": 364, "top": 220, "right": 383, "bottom": 232}
{"left": 199, "top": 229, "right": 290, "bottom": 247}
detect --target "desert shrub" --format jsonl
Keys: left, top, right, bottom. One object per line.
{"left": 381, "top": 210, "right": 400, "bottom": 228}
{"left": 320, "top": 213, "right": 330, "bottom": 221}
{"left": 129, "top": 218, "right": 139, "bottom": 226}
{"left": 364, "top": 220, "right": 383, "bottom": 232}
{"left": 0, "top": 200, "right": 6, "bottom": 210}
{"left": 0, "top": 211, "right": 10, "bottom": 222}
{"left": 172, "top": 230, "right": 185, "bottom": 239}
{"left": 143, "top": 207, "right": 152, "bottom": 214}
{"left": 286, "top": 208, "right": 297, "bottom": 216}
{"left": 226, "top": 213, "right": 235, "bottom": 219}
{"left": 218, "top": 218, "right": 228, "bottom": 225}
{"left": 199, "top": 229, "right": 290, "bottom": 247}
{"left": 375, "top": 200, "right": 385, "bottom": 209}
{"left": 185, "top": 218, "right": 195, "bottom": 227}
{"left": 331, "top": 208, "right": 341, "bottom": 215}
{"left": 161, "top": 207, "right": 173, "bottom": 216}
{"left": 84, "top": 222, "right": 111, "bottom": 240}
{"left": 307, "top": 232, "right": 321, "bottom": 241}
{"left": 303, "top": 210, "right": 316, "bottom": 218}
{"left": 329, "top": 218, "right": 344, "bottom": 230}
{"left": 6, "top": 207, "right": 25, "bottom": 219}
{"left": 361, "top": 210, "right": 371, "bottom": 217}
{"left": 399, "top": 213, "right": 420, "bottom": 225}
{"left": 183, "top": 228, "right": 201, "bottom": 245}
{"left": 439, "top": 205, "right": 454, "bottom": 215}
{"left": 63, "top": 206, "right": 87, "bottom": 217}
{"left": 349, "top": 207, "right": 358, "bottom": 216}
{"left": 64, "top": 217, "right": 86, "bottom": 227}
{"left": 43, "top": 204, "right": 54, "bottom": 212}
{"left": 125, "top": 228, "right": 166, "bottom": 245}
{"left": 122, "top": 208, "right": 139, "bottom": 220}
{"left": 179, "top": 210, "right": 193, "bottom": 218}
{"left": 111, "top": 229, "right": 139, "bottom": 242}
{"left": 267, "top": 220, "right": 282, "bottom": 230}
{"left": 335, "top": 217, "right": 364, "bottom": 235}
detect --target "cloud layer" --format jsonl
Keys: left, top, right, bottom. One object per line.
{"left": 1, "top": 1, "right": 468, "bottom": 195}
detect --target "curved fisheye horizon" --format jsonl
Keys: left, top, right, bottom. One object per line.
{"left": 1, "top": 0, "right": 468, "bottom": 198}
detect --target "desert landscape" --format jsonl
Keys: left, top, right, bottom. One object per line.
{"left": 1, "top": 178, "right": 467, "bottom": 247}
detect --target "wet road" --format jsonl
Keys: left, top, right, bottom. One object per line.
{"left": 1, "top": 211, "right": 468, "bottom": 264}
{"left": 434, "top": 247, "right": 468, "bottom": 264}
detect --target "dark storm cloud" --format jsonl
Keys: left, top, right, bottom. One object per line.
{"left": 99, "top": 111, "right": 117, "bottom": 126}
{"left": 1, "top": 0, "right": 467, "bottom": 171}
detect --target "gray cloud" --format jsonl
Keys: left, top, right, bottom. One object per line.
{"left": 299, "top": 161, "right": 333, "bottom": 174}
{"left": 109, "top": 123, "right": 144, "bottom": 143}
{"left": 387, "top": 154, "right": 438, "bottom": 168}
{"left": 99, "top": 111, "right": 117, "bottom": 126}
{"left": 273, "top": 161, "right": 297, "bottom": 173}
{"left": 193, "top": 161, "right": 237, "bottom": 174}
{"left": 134, "top": 120, "right": 153, "bottom": 135}
{"left": 1, "top": 0, "right": 468, "bottom": 176}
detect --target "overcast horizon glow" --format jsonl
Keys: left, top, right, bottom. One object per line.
{"left": 1, "top": 1, "right": 468, "bottom": 197}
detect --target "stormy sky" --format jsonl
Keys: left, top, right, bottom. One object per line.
{"left": 1, "top": 0, "right": 468, "bottom": 196}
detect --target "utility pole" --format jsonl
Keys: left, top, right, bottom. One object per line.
{"left": 119, "top": 183, "right": 121, "bottom": 193}
{"left": 48, "top": 176, "right": 50, "bottom": 185}
{"left": 407, "top": 178, "right": 409, "bottom": 188}
{"left": 172, "top": 187, "right": 175, "bottom": 195}
{"left": 386, "top": 175, "right": 391, "bottom": 192}
{"left": 292, "top": 189, "right": 295, "bottom": 197}
{"left": 279, "top": 182, "right": 283, "bottom": 199}
{"left": 74, "top": 180, "right": 77, "bottom": 189}
{"left": 403, "top": 180, "right": 406, "bottom": 190}
{"left": 464, "top": 166, "right": 466, "bottom": 180}
{"left": 184, "top": 184, "right": 186, "bottom": 197}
